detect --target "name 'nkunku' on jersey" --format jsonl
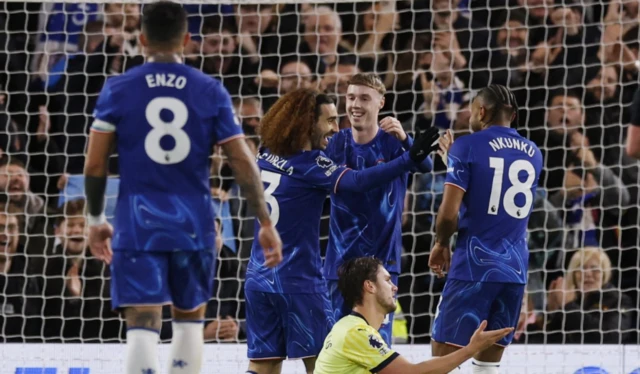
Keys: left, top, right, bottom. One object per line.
{"left": 323, "top": 128, "right": 415, "bottom": 279}
{"left": 445, "top": 126, "right": 543, "bottom": 284}
{"left": 91, "top": 62, "right": 243, "bottom": 253}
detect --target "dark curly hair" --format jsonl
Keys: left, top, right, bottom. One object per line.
{"left": 259, "top": 88, "right": 334, "bottom": 157}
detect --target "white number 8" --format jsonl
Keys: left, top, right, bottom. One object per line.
{"left": 144, "top": 97, "right": 191, "bottom": 165}
{"left": 488, "top": 157, "right": 535, "bottom": 219}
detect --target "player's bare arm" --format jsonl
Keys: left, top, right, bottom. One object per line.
{"left": 83, "top": 130, "right": 115, "bottom": 264}
{"left": 430, "top": 184, "right": 464, "bottom": 277}
{"left": 221, "top": 138, "right": 283, "bottom": 267}
{"left": 378, "top": 321, "right": 512, "bottom": 374}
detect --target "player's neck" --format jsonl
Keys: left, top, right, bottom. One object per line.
{"left": 352, "top": 304, "right": 385, "bottom": 330}
{"left": 351, "top": 123, "right": 379, "bottom": 145}
{"left": 146, "top": 50, "right": 183, "bottom": 64}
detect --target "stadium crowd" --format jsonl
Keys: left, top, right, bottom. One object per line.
{"left": 0, "top": 0, "right": 639, "bottom": 346}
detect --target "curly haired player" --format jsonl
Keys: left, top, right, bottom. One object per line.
{"left": 244, "top": 88, "right": 442, "bottom": 374}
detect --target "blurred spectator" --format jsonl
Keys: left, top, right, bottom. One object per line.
{"left": 233, "top": 96, "right": 263, "bottom": 130}
{"left": 543, "top": 247, "right": 634, "bottom": 344}
{"left": 195, "top": 15, "right": 259, "bottom": 98}
{"left": 322, "top": 60, "right": 360, "bottom": 129}
{"left": 41, "top": 199, "right": 121, "bottom": 342}
{"left": 0, "top": 202, "right": 41, "bottom": 342}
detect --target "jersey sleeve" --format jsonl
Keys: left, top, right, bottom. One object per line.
{"left": 304, "top": 152, "right": 348, "bottom": 191}
{"left": 91, "top": 79, "right": 119, "bottom": 133}
{"left": 444, "top": 138, "right": 471, "bottom": 192}
{"left": 342, "top": 325, "right": 399, "bottom": 373}
{"left": 211, "top": 82, "right": 244, "bottom": 145}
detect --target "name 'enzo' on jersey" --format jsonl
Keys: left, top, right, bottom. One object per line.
{"left": 145, "top": 73, "right": 187, "bottom": 89}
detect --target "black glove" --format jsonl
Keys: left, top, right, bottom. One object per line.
{"left": 409, "top": 127, "right": 441, "bottom": 163}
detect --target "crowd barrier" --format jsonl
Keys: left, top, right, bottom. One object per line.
{"left": 4, "top": 344, "right": 640, "bottom": 373}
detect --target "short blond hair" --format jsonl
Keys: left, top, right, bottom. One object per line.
{"left": 348, "top": 73, "right": 386, "bottom": 95}
{"left": 566, "top": 247, "right": 612, "bottom": 290}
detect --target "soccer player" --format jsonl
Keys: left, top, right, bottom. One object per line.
{"left": 245, "top": 88, "right": 441, "bottom": 374}
{"left": 314, "top": 257, "right": 513, "bottom": 374}
{"left": 429, "top": 84, "right": 543, "bottom": 374}
{"left": 83, "top": 2, "right": 282, "bottom": 374}
{"left": 323, "top": 73, "right": 434, "bottom": 344}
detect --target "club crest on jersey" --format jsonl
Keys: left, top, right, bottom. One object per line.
{"left": 316, "top": 155, "right": 333, "bottom": 168}
{"left": 368, "top": 334, "right": 389, "bottom": 355}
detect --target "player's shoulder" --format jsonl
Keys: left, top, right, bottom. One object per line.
{"left": 339, "top": 314, "right": 377, "bottom": 336}
{"left": 332, "top": 128, "right": 351, "bottom": 144}
{"left": 377, "top": 128, "right": 405, "bottom": 150}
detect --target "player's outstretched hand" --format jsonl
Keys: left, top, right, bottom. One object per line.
{"left": 409, "top": 127, "right": 441, "bottom": 163}
{"left": 88, "top": 222, "right": 114, "bottom": 265}
{"left": 258, "top": 223, "right": 283, "bottom": 268}
{"left": 429, "top": 241, "right": 451, "bottom": 278}
{"left": 468, "top": 320, "right": 514, "bottom": 352}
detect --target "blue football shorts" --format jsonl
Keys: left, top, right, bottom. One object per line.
{"left": 245, "top": 290, "right": 334, "bottom": 360}
{"left": 431, "top": 279, "right": 525, "bottom": 347}
{"left": 110, "top": 249, "right": 216, "bottom": 312}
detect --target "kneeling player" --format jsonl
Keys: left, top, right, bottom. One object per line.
{"left": 84, "top": 2, "right": 282, "bottom": 373}
{"left": 245, "top": 88, "right": 442, "bottom": 374}
{"left": 314, "top": 257, "right": 513, "bottom": 374}
{"left": 429, "top": 85, "right": 543, "bottom": 373}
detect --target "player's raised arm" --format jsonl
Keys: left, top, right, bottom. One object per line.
{"left": 379, "top": 116, "right": 436, "bottom": 173}
{"left": 333, "top": 127, "right": 441, "bottom": 193}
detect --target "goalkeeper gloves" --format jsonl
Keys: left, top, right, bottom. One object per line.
{"left": 409, "top": 127, "right": 441, "bottom": 163}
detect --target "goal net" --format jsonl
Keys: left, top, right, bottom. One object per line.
{"left": 1, "top": 0, "right": 639, "bottom": 373}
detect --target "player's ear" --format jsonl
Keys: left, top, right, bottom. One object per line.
{"left": 182, "top": 32, "right": 191, "bottom": 48}
{"left": 379, "top": 95, "right": 385, "bottom": 110}
{"left": 139, "top": 33, "right": 148, "bottom": 48}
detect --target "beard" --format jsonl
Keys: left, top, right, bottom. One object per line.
{"left": 376, "top": 293, "right": 396, "bottom": 314}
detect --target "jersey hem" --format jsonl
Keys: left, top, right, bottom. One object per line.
{"left": 371, "top": 352, "right": 400, "bottom": 373}
{"left": 217, "top": 133, "right": 245, "bottom": 145}
{"left": 444, "top": 182, "right": 466, "bottom": 192}
{"left": 447, "top": 276, "right": 527, "bottom": 285}
{"left": 244, "top": 285, "right": 329, "bottom": 294}
{"left": 333, "top": 168, "right": 350, "bottom": 194}
{"left": 91, "top": 119, "right": 116, "bottom": 132}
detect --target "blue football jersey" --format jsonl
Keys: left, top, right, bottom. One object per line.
{"left": 246, "top": 148, "right": 347, "bottom": 294}
{"left": 445, "top": 126, "right": 543, "bottom": 284}
{"left": 323, "top": 128, "right": 409, "bottom": 279}
{"left": 91, "top": 62, "right": 243, "bottom": 252}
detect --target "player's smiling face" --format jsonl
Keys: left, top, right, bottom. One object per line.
{"left": 374, "top": 266, "right": 398, "bottom": 314}
{"left": 312, "top": 103, "right": 339, "bottom": 150}
{"left": 345, "top": 84, "right": 384, "bottom": 131}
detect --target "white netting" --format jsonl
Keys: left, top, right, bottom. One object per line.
{"left": 1, "top": 0, "right": 640, "bottom": 372}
